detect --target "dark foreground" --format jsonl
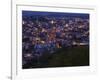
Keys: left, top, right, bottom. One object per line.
{"left": 23, "top": 45, "right": 89, "bottom": 69}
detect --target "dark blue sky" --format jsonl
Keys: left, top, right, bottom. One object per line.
{"left": 22, "top": 11, "right": 89, "bottom": 19}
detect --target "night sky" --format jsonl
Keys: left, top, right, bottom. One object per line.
{"left": 22, "top": 11, "right": 89, "bottom": 19}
